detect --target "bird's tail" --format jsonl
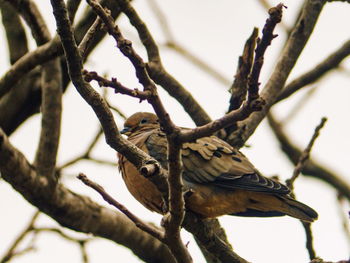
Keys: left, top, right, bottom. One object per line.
{"left": 278, "top": 195, "right": 318, "bottom": 222}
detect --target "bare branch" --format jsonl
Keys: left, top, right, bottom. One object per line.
{"left": 77, "top": 173, "right": 165, "bottom": 241}
{"left": 179, "top": 96, "right": 265, "bottom": 143}
{"left": 228, "top": 28, "right": 258, "bottom": 112}
{"left": 113, "top": 0, "right": 211, "bottom": 126}
{"left": 303, "top": 222, "right": 317, "bottom": 260}
{"left": 0, "top": 128, "right": 175, "bottom": 262}
{"left": 281, "top": 87, "right": 317, "bottom": 123}
{"left": 83, "top": 70, "right": 152, "bottom": 100}
{"left": 57, "top": 127, "right": 103, "bottom": 171}
{"left": 228, "top": 0, "right": 327, "bottom": 148}
{"left": 248, "top": 3, "right": 285, "bottom": 101}
{"left": 286, "top": 117, "right": 327, "bottom": 190}
{"left": 78, "top": 17, "right": 102, "bottom": 59}
{"left": 267, "top": 114, "right": 350, "bottom": 201}
{"left": 34, "top": 58, "right": 62, "bottom": 180}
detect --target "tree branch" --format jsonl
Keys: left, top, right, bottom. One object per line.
{"left": 228, "top": 0, "right": 327, "bottom": 148}
{"left": 0, "top": 1, "right": 28, "bottom": 64}
{"left": 113, "top": 0, "right": 212, "bottom": 126}
{"left": 267, "top": 114, "right": 350, "bottom": 201}
{"left": 286, "top": 117, "right": 327, "bottom": 190}
{"left": 34, "top": 58, "right": 62, "bottom": 181}
{"left": 0, "top": 128, "right": 175, "bottom": 263}
{"left": 5, "top": 0, "right": 51, "bottom": 45}
{"left": 277, "top": 39, "right": 350, "bottom": 102}
{"left": 77, "top": 173, "right": 165, "bottom": 241}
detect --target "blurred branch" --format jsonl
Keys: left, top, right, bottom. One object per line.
{"left": 0, "top": 2, "right": 28, "bottom": 64}
{"left": 5, "top": 0, "right": 51, "bottom": 44}
{"left": 267, "top": 114, "right": 350, "bottom": 201}
{"left": 33, "top": 227, "right": 92, "bottom": 263}
{"left": 147, "top": 0, "right": 230, "bottom": 87}
{"left": 79, "top": 17, "right": 102, "bottom": 59}
{"left": 57, "top": 127, "right": 105, "bottom": 171}
{"left": 0, "top": 211, "right": 40, "bottom": 263}
{"left": 228, "top": 0, "right": 327, "bottom": 148}
{"left": 281, "top": 86, "right": 317, "bottom": 123}
{"left": 277, "top": 39, "right": 350, "bottom": 102}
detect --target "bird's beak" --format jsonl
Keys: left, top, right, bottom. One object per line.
{"left": 120, "top": 127, "right": 130, "bottom": 135}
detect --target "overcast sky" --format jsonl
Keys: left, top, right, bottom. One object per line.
{"left": 1, "top": 1, "right": 350, "bottom": 262}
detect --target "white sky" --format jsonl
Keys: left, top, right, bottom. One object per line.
{"left": 1, "top": 1, "right": 350, "bottom": 262}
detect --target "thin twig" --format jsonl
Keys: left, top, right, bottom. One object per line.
{"left": 286, "top": 117, "right": 327, "bottom": 190}
{"left": 83, "top": 70, "right": 152, "bottom": 100}
{"left": 248, "top": 3, "right": 285, "bottom": 101}
{"left": 267, "top": 113, "right": 350, "bottom": 201}
{"left": 147, "top": 0, "right": 229, "bottom": 86}
{"left": 57, "top": 118, "right": 120, "bottom": 171}
{"left": 281, "top": 87, "right": 317, "bottom": 123}
{"left": 302, "top": 222, "right": 317, "bottom": 260}
{"left": 77, "top": 173, "right": 165, "bottom": 241}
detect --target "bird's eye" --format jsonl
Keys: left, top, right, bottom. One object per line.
{"left": 140, "top": 118, "right": 148, "bottom": 124}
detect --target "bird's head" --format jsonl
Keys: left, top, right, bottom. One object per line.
{"left": 121, "top": 112, "right": 159, "bottom": 136}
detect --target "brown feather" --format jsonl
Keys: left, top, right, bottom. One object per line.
{"left": 118, "top": 112, "right": 318, "bottom": 222}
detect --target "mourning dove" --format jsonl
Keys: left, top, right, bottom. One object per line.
{"left": 118, "top": 112, "right": 318, "bottom": 222}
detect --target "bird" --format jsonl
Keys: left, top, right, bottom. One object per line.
{"left": 118, "top": 112, "right": 318, "bottom": 222}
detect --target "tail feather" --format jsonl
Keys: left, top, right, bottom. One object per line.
{"left": 232, "top": 193, "right": 318, "bottom": 222}
{"left": 279, "top": 196, "right": 318, "bottom": 222}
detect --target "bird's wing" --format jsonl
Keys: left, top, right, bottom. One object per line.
{"left": 181, "top": 136, "right": 290, "bottom": 194}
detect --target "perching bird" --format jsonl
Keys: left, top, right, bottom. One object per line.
{"left": 118, "top": 112, "right": 318, "bottom": 222}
